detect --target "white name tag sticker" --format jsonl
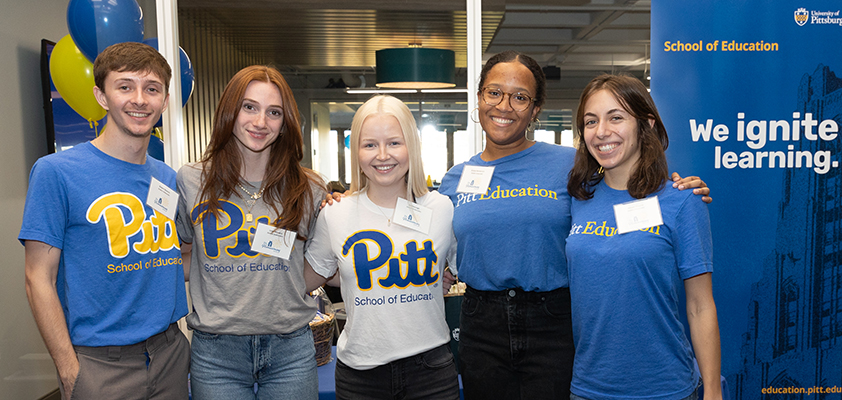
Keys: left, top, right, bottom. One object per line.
{"left": 613, "top": 196, "right": 663, "bottom": 234}
{"left": 393, "top": 197, "right": 433, "bottom": 234}
{"left": 146, "top": 177, "right": 178, "bottom": 221}
{"left": 251, "top": 223, "right": 297, "bottom": 260}
{"left": 456, "top": 165, "right": 495, "bottom": 194}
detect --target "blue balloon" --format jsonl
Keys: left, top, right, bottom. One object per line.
{"left": 147, "top": 134, "right": 165, "bottom": 162}
{"left": 67, "top": 0, "right": 144, "bottom": 62}
{"left": 143, "top": 38, "right": 195, "bottom": 107}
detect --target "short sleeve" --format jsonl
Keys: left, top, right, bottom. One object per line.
{"left": 446, "top": 229, "right": 458, "bottom": 274}
{"left": 18, "top": 159, "right": 69, "bottom": 248}
{"left": 304, "top": 208, "right": 338, "bottom": 279}
{"left": 672, "top": 195, "right": 713, "bottom": 280}
{"left": 175, "top": 167, "right": 194, "bottom": 244}
{"left": 303, "top": 180, "right": 327, "bottom": 246}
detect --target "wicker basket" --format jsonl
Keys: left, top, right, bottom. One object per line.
{"left": 310, "top": 312, "right": 335, "bottom": 366}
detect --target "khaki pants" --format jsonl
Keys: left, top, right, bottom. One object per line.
{"left": 59, "top": 323, "right": 190, "bottom": 400}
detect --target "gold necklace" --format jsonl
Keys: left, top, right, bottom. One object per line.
{"left": 370, "top": 195, "right": 395, "bottom": 226}
{"left": 237, "top": 182, "right": 265, "bottom": 222}
{"left": 375, "top": 204, "right": 393, "bottom": 226}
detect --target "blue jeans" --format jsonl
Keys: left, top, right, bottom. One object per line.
{"left": 334, "top": 343, "right": 459, "bottom": 400}
{"left": 458, "top": 286, "right": 574, "bottom": 400}
{"left": 190, "top": 325, "right": 318, "bottom": 400}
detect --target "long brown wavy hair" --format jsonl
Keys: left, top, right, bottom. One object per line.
{"left": 568, "top": 74, "right": 669, "bottom": 200}
{"left": 198, "top": 65, "right": 322, "bottom": 238}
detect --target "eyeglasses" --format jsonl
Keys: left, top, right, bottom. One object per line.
{"left": 480, "top": 87, "right": 535, "bottom": 112}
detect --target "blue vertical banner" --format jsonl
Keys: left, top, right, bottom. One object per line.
{"left": 652, "top": 1, "right": 842, "bottom": 398}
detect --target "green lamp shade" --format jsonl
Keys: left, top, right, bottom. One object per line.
{"left": 376, "top": 48, "right": 456, "bottom": 89}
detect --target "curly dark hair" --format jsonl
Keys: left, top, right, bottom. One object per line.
{"left": 477, "top": 50, "right": 547, "bottom": 109}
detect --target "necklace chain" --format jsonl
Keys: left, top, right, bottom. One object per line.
{"left": 375, "top": 204, "right": 393, "bottom": 226}
{"left": 237, "top": 182, "right": 266, "bottom": 200}
{"left": 237, "top": 182, "right": 265, "bottom": 222}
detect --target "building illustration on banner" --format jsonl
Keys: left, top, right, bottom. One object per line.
{"left": 731, "top": 64, "right": 842, "bottom": 399}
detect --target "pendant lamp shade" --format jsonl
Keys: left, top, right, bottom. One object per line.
{"left": 376, "top": 48, "right": 456, "bottom": 89}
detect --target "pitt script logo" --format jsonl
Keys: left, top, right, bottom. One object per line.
{"left": 454, "top": 184, "right": 559, "bottom": 207}
{"left": 86, "top": 192, "right": 179, "bottom": 258}
{"left": 342, "top": 230, "right": 439, "bottom": 291}
{"left": 569, "top": 220, "right": 661, "bottom": 237}
{"left": 191, "top": 200, "right": 268, "bottom": 259}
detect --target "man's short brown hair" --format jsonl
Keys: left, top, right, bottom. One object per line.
{"left": 93, "top": 42, "right": 172, "bottom": 92}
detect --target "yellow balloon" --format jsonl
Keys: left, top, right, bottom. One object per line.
{"left": 49, "top": 35, "right": 106, "bottom": 122}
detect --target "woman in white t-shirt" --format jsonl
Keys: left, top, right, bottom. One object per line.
{"left": 305, "top": 95, "right": 459, "bottom": 400}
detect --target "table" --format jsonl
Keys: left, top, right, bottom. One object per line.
{"left": 317, "top": 347, "right": 338, "bottom": 400}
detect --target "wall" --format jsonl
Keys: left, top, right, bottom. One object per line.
{"left": 311, "top": 102, "right": 334, "bottom": 180}
{"left": 178, "top": 14, "right": 266, "bottom": 163}
{"left": 0, "top": 0, "right": 73, "bottom": 398}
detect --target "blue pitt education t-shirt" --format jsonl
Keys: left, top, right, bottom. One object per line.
{"left": 438, "top": 142, "right": 575, "bottom": 291}
{"left": 566, "top": 181, "right": 712, "bottom": 400}
{"left": 19, "top": 142, "right": 188, "bottom": 347}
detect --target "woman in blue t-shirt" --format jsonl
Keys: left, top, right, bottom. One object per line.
{"left": 437, "top": 51, "right": 712, "bottom": 400}
{"left": 566, "top": 74, "right": 721, "bottom": 400}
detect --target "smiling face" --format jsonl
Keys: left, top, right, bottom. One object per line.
{"left": 357, "top": 114, "right": 409, "bottom": 195}
{"left": 478, "top": 61, "right": 541, "bottom": 157}
{"left": 232, "top": 80, "right": 284, "bottom": 157}
{"left": 582, "top": 89, "right": 644, "bottom": 186}
{"left": 94, "top": 70, "right": 169, "bottom": 139}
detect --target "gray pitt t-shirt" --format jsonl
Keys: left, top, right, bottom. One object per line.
{"left": 176, "top": 162, "right": 325, "bottom": 335}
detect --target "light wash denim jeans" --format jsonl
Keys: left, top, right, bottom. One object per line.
{"left": 190, "top": 324, "right": 318, "bottom": 400}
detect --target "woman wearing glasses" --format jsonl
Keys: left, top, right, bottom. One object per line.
{"left": 438, "top": 51, "right": 710, "bottom": 399}
{"left": 438, "top": 50, "right": 575, "bottom": 399}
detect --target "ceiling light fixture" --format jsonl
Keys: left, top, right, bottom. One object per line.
{"left": 419, "top": 88, "right": 470, "bottom": 94}
{"left": 345, "top": 88, "right": 418, "bottom": 94}
{"left": 376, "top": 47, "right": 456, "bottom": 89}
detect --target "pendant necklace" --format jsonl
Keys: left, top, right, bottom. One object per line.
{"left": 375, "top": 204, "right": 393, "bottom": 226}
{"left": 371, "top": 193, "right": 394, "bottom": 226}
{"left": 237, "top": 182, "right": 265, "bottom": 222}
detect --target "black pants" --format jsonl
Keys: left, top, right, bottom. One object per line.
{"left": 458, "top": 286, "right": 574, "bottom": 400}
{"left": 335, "top": 344, "right": 459, "bottom": 400}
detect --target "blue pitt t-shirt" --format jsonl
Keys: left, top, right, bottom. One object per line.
{"left": 438, "top": 142, "right": 575, "bottom": 291}
{"left": 566, "top": 181, "right": 712, "bottom": 400}
{"left": 19, "top": 142, "right": 188, "bottom": 347}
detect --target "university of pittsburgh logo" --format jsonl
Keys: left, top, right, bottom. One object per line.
{"left": 794, "top": 8, "right": 808, "bottom": 26}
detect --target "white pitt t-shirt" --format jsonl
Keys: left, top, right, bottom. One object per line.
{"left": 306, "top": 191, "right": 456, "bottom": 370}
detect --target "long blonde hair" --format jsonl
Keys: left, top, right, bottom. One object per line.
{"left": 349, "top": 95, "right": 428, "bottom": 200}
